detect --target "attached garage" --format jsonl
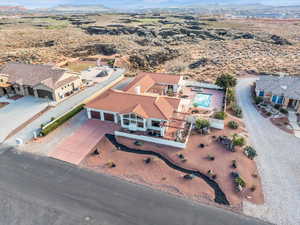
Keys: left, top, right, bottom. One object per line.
{"left": 91, "top": 111, "right": 101, "bottom": 120}
{"left": 104, "top": 112, "right": 115, "bottom": 122}
{"left": 37, "top": 89, "right": 53, "bottom": 100}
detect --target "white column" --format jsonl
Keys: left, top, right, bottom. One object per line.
{"left": 114, "top": 113, "right": 118, "bottom": 124}
{"left": 87, "top": 108, "right": 91, "bottom": 119}
{"left": 100, "top": 111, "right": 104, "bottom": 121}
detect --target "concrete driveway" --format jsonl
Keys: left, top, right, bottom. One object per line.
{"left": 0, "top": 96, "right": 48, "bottom": 143}
{"left": 4, "top": 68, "right": 124, "bottom": 146}
{"left": 236, "top": 78, "right": 300, "bottom": 225}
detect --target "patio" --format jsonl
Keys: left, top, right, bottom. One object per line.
{"left": 180, "top": 86, "right": 225, "bottom": 113}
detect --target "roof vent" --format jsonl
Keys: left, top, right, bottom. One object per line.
{"left": 281, "top": 85, "right": 287, "bottom": 90}
{"left": 134, "top": 85, "right": 141, "bottom": 95}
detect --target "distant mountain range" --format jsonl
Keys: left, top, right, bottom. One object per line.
{"left": 38, "top": 4, "right": 110, "bottom": 13}
{"left": 0, "top": 3, "right": 300, "bottom": 18}
{"left": 0, "top": 5, "right": 27, "bottom": 12}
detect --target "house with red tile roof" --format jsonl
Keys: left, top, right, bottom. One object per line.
{"left": 0, "top": 63, "right": 82, "bottom": 102}
{"left": 124, "top": 72, "right": 184, "bottom": 96}
{"left": 85, "top": 72, "right": 189, "bottom": 148}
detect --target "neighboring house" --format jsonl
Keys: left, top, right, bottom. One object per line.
{"left": 85, "top": 72, "right": 189, "bottom": 148}
{"left": 256, "top": 75, "right": 300, "bottom": 112}
{"left": 123, "top": 72, "right": 184, "bottom": 96}
{"left": 0, "top": 63, "right": 82, "bottom": 102}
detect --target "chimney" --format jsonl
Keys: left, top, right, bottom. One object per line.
{"left": 134, "top": 86, "right": 141, "bottom": 95}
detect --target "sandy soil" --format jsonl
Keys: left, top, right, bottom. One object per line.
{"left": 81, "top": 137, "right": 215, "bottom": 205}
{"left": 82, "top": 115, "right": 263, "bottom": 210}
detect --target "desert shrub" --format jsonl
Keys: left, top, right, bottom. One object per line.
{"left": 144, "top": 157, "right": 152, "bottom": 164}
{"left": 266, "top": 111, "right": 272, "bottom": 117}
{"left": 231, "top": 104, "right": 243, "bottom": 118}
{"left": 244, "top": 146, "right": 257, "bottom": 160}
{"left": 232, "top": 160, "right": 237, "bottom": 169}
{"left": 232, "top": 134, "right": 245, "bottom": 146}
{"left": 234, "top": 177, "right": 246, "bottom": 188}
{"left": 183, "top": 174, "right": 194, "bottom": 180}
{"left": 274, "top": 104, "right": 281, "bottom": 110}
{"left": 195, "top": 119, "right": 210, "bottom": 130}
{"left": 213, "top": 111, "right": 227, "bottom": 120}
{"left": 280, "top": 108, "right": 288, "bottom": 114}
{"left": 215, "top": 74, "right": 237, "bottom": 89}
{"left": 250, "top": 185, "right": 257, "bottom": 192}
{"left": 231, "top": 172, "right": 239, "bottom": 178}
{"left": 254, "top": 96, "right": 263, "bottom": 105}
{"left": 207, "top": 154, "right": 215, "bottom": 161}
{"left": 134, "top": 140, "right": 144, "bottom": 146}
{"left": 228, "top": 120, "right": 239, "bottom": 129}
{"left": 106, "top": 160, "right": 116, "bottom": 168}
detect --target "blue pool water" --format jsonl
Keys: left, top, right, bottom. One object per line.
{"left": 193, "top": 93, "right": 212, "bottom": 108}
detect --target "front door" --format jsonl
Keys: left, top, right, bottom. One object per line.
{"left": 27, "top": 87, "right": 35, "bottom": 96}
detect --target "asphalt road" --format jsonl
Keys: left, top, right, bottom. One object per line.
{"left": 236, "top": 78, "right": 300, "bottom": 225}
{"left": 0, "top": 147, "right": 271, "bottom": 225}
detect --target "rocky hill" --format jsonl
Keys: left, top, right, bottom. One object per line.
{"left": 0, "top": 13, "right": 299, "bottom": 81}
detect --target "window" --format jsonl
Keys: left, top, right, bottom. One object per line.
{"left": 123, "top": 114, "right": 129, "bottom": 118}
{"left": 138, "top": 122, "right": 144, "bottom": 128}
{"left": 277, "top": 96, "right": 284, "bottom": 104}
{"left": 130, "top": 114, "right": 136, "bottom": 119}
{"left": 123, "top": 119, "right": 129, "bottom": 125}
{"left": 272, "top": 95, "right": 278, "bottom": 103}
{"left": 151, "top": 121, "right": 161, "bottom": 127}
{"left": 259, "top": 91, "right": 264, "bottom": 97}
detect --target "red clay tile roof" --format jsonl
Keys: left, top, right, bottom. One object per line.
{"left": 124, "top": 72, "right": 182, "bottom": 94}
{"left": 0, "top": 63, "right": 78, "bottom": 89}
{"left": 86, "top": 89, "right": 181, "bottom": 120}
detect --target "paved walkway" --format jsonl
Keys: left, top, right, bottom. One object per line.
{"left": 49, "top": 120, "right": 119, "bottom": 165}
{"left": 0, "top": 96, "right": 48, "bottom": 143}
{"left": 4, "top": 68, "right": 124, "bottom": 147}
{"left": 237, "top": 78, "right": 300, "bottom": 225}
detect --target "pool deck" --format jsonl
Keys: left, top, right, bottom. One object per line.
{"left": 181, "top": 87, "right": 224, "bottom": 112}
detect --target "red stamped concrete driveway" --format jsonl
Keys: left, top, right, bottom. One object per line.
{"left": 49, "top": 119, "right": 119, "bottom": 165}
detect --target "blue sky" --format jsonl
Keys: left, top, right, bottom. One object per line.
{"left": 1, "top": 0, "right": 300, "bottom": 9}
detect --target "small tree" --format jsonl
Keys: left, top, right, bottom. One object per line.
{"left": 244, "top": 146, "right": 257, "bottom": 160}
{"left": 215, "top": 74, "right": 237, "bottom": 89}
{"left": 254, "top": 96, "right": 263, "bottom": 105}
{"left": 226, "top": 88, "right": 236, "bottom": 105}
{"left": 195, "top": 119, "right": 210, "bottom": 130}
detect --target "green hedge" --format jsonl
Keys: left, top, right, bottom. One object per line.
{"left": 40, "top": 104, "right": 85, "bottom": 136}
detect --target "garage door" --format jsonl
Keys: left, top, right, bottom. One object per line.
{"left": 91, "top": 111, "right": 101, "bottom": 119}
{"left": 37, "top": 89, "right": 53, "bottom": 100}
{"left": 104, "top": 113, "right": 115, "bottom": 122}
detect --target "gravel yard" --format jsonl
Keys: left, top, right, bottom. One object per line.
{"left": 237, "top": 78, "right": 300, "bottom": 225}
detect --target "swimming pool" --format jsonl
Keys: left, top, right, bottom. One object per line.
{"left": 193, "top": 93, "right": 212, "bottom": 108}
